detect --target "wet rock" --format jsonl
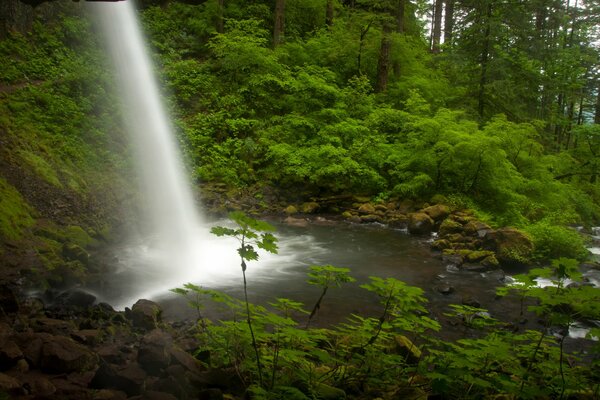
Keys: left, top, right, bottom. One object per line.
{"left": 347, "top": 215, "right": 362, "bottom": 224}
{"left": 54, "top": 288, "right": 96, "bottom": 309}
{"left": 360, "top": 214, "right": 382, "bottom": 223}
{"left": 464, "top": 250, "right": 495, "bottom": 263}
{"left": 438, "top": 218, "right": 463, "bottom": 236}
{"left": 71, "top": 329, "right": 104, "bottom": 346}
{"left": 40, "top": 334, "right": 99, "bottom": 373}
{"left": 461, "top": 264, "right": 489, "bottom": 273}
{"left": 423, "top": 204, "right": 450, "bottom": 222}
{"left": 407, "top": 212, "right": 434, "bottom": 234}
{"left": 442, "top": 251, "right": 463, "bottom": 266}
{"left": 168, "top": 346, "right": 203, "bottom": 375}
{"left": 138, "top": 330, "right": 172, "bottom": 374}
{"left": 436, "top": 284, "right": 454, "bottom": 295}
{"left": 30, "top": 317, "right": 77, "bottom": 335}
{"left": 130, "top": 299, "right": 162, "bottom": 331}
{"left": 461, "top": 296, "right": 481, "bottom": 308}
{"left": 284, "top": 216, "right": 308, "bottom": 227}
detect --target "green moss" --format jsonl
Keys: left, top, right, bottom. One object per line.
{"left": 64, "top": 225, "right": 96, "bottom": 247}
{"left": 17, "top": 149, "right": 62, "bottom": 188}
{"left": 0, "top": 177, "right": 35, "bottom": 240}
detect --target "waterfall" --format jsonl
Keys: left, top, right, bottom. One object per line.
{"left": 90, "top": 0, "right": 212, "bottom": 303}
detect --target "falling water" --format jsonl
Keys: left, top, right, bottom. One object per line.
{"left": 89, "top": 0, "right": 301, "bottom": 308}
{"left": 92, "top": 0, "right": 200, "bottom": 243}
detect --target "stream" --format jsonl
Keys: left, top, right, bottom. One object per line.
{"left": 87, "top": 216, "right": 600, "bottom": 341}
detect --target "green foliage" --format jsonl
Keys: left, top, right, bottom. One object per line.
{"left": 525, "top": 220, "right": 589, "bottom": 261}
{"left": 0, "top": 178, "right": 34, "bottom": 240}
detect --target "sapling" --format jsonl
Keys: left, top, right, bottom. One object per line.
{"left": 211, "top": 211, "right": 278, "bottom": 387}
{"left": 305, "top": 265, "right": 355, "bottom": 328}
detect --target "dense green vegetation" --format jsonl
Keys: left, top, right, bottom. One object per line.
{"left": 138, "top": 0, "right": 600, "bottom": 231}
{"left": 172, "top": 213, "right": 600, "bottom": 399}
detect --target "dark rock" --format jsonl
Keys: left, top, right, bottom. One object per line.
{"left": 54, "top": 288, "right": 96, "bottom": 309}
{"left": 21, "top": 373, "right": 56, "bottom": 397}
{"left": 168, "top": 346, "right": 203, "bottom": 375}
{"left": 197, "top": 368, "right": 243, "bottom": 391}
{"left": 0, "top": 339, "right": 23, "bottom": 369}
{"left": 431, "top": 239, "right": 451, "bottom": 251}
{"left": 30, "top": 317, "right": 77, "bottom": 335}
{"left": 0, "top": 372, "right": 21, "bottom": 395}
{"left": 359, "top": 214, "right": 382, "bottom": 223}
{"left": 130, "top": 299, "right": 162, "bottom": 331}
{"left": 138, "top": 329, "right": 172, "bottom": 374}
{"left": 40, "top": 334, "right": 99, "bottom": 373}
{"left": 445, "top": 233, "right": 466, "bottom": 243}
{"left": 199, "top": 388, "right": 224, "bottom": 400}
{"left": 97, "top": 343, "right": 126, "bottom": 364}
{"left": 93, "top": 389, "right": 128, "bottom": 400}
{"left": 407, "top": 212, "right": 435, "bottom": 235}
{"left": 441, "top": 250, "right": 463, "bottom": 266}
{"left": 92, "top": 361, "right": 147, "bottom": 396}
{"left": 71, "top": 329, "right": 104, "bottom": 346}
{"left": 461, "top": 296, "right": 481, "bottom": 308}
{"left": 133, "top": 391, "right": 178, "bottom": 400}
{"left": 461, "top": 264, "right": 489, "bottom": 273}
{"left": 463, "top": 220, "right": 492, "bottom": 236}
{"left": 0, "top": 284, "right": 19, "bottom": 315}
{"left": 436, "top": 284, "right": 454, "bottom": 295}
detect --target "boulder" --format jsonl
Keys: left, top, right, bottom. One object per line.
{"left": 436, "top": 284, "right": 454, "bottom": 295}
{"left": 30, "top": 317, "right": 77, "bottom": 335}
{"left": 360, "top": 214, "right": 382, "bottom": 223}
{"left": 407, "top": 213, "right": 434, "bottom": 235}
{"left": 93, "top": 389, "right": 128, "bottom": 400}
{"left": 0, "top": 339, "right": 22, "bottom": 369}
{"left": 431, "top": 239, "right": 452, "bottom": 251}
{"left": 0, "top": 372, "right": 21, "bottom": 395}
{"left": 284, "top": 216, "right": 308, "bottom": 227}
{"left": 20, "top": 374, "right": 56, "bottom": 397}
{"left": 464, "top": 220, "right": 492, "bottom": 237}
{"left": 138, "top": 330, "right": 172, "bottom": 374}
{"left": 198, "top": 388, "right": 225, "bottom": 400}
{"left": 40, "top": 335, "right": 99, "bottom": 373}
{"left": 423, "top": 204, "right": 451, "bottom": 222}
{"left": 438, "top": 218, "right": 463, "bottom": 236}
{"left": 284, "top": 205, "right": 298, "bottom": 215}
{"left": 54, "top": 288, "right": 96, "bottom": 309}
{"left": 358, "top": 203, "right": 376, "bottom": 215}
{"left": 0, "top": 284, "right": 19, "bottom": 315}
{"left": 168, "top": 346, "right": 203, "bottom": 375}
{"left": 92, "top": 361, "right": 147, "bottom": 396}
{"left": 486, "top": 228, "right": 533, "bottom": 266}
{"left": 300, "top": 202, "right": 319, "bottom": 214}
{"left": 130, "top": 299, "right": 162, "bottom": 331}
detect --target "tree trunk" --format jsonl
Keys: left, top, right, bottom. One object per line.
{"left": 431, "top": 0, "right": 443, "bottom": 53}
{"left": 216, "top": 0, "right": 224, "bottom": 33}
{"left": 326, "top": 0, "right": 334, "bottom": 27}
{"left": 443, "top": 0, "right": 454, "bottom": 46}
{"left": 477, "top": 3, "right": 492, "bottom": 120}
{"left": 376, "top": 24, "right": 392, "bottom": 93}
{"left": 0, "top": 0, "right": 33, "bottom": 39}
{"left": 273, "top": 0, "right": 285, "bottom": 47}
{"left": 357, "top": 19, "right": 374, "bottom": 75}
{"left": 396, "top": 0, "right": 405, "bottom": 33}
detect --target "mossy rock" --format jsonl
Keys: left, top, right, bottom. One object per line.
{"left": 439, "top": 218, "right": 463, "bottom": 236}
{"left": 407, "top": 212, "right": 434, "bottom": 234}
{"left": 314, "top": 383, "right": 346, "bottom": 400}
{"left": 431, "top": 239, "right": 452, "bottom": 250}
{"left": 64, "top": 225, "right": 96, "bottom": 247}
{"left": 422, "top": 204, "right": 451, "bottom": 222}
{"left": 358, "top": 203, "right": 376, "bottom": 214}
{"left": 284, "top": 205, "right": 298, "bottom": 215}
{"left": 464, "top": 220, "right": 492, "bottom": 236}
{"left": 393, "top": 335, "right": 422, "bottom": 364}
{"left": 464, "top": 250, "right": 495, "bottom": 263}
{"left": 488, "top": 228, "right": 533, "bottom": 266}
{"left": 341, "top": 211, "right": 354, "bottom": 219}
{"left": 301, "top": 202, "right": 320, "bottom": 214}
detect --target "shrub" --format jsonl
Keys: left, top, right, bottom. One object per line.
{"left": 525, "top": 220, "right": 589, "bottom": 261}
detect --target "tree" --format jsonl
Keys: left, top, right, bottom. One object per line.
{"left": 273, "top": 0, "right": 285, "bottom": 46}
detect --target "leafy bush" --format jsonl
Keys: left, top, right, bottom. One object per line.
{"left": 525, "top": 220, "right": 589, "bottom": 261}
